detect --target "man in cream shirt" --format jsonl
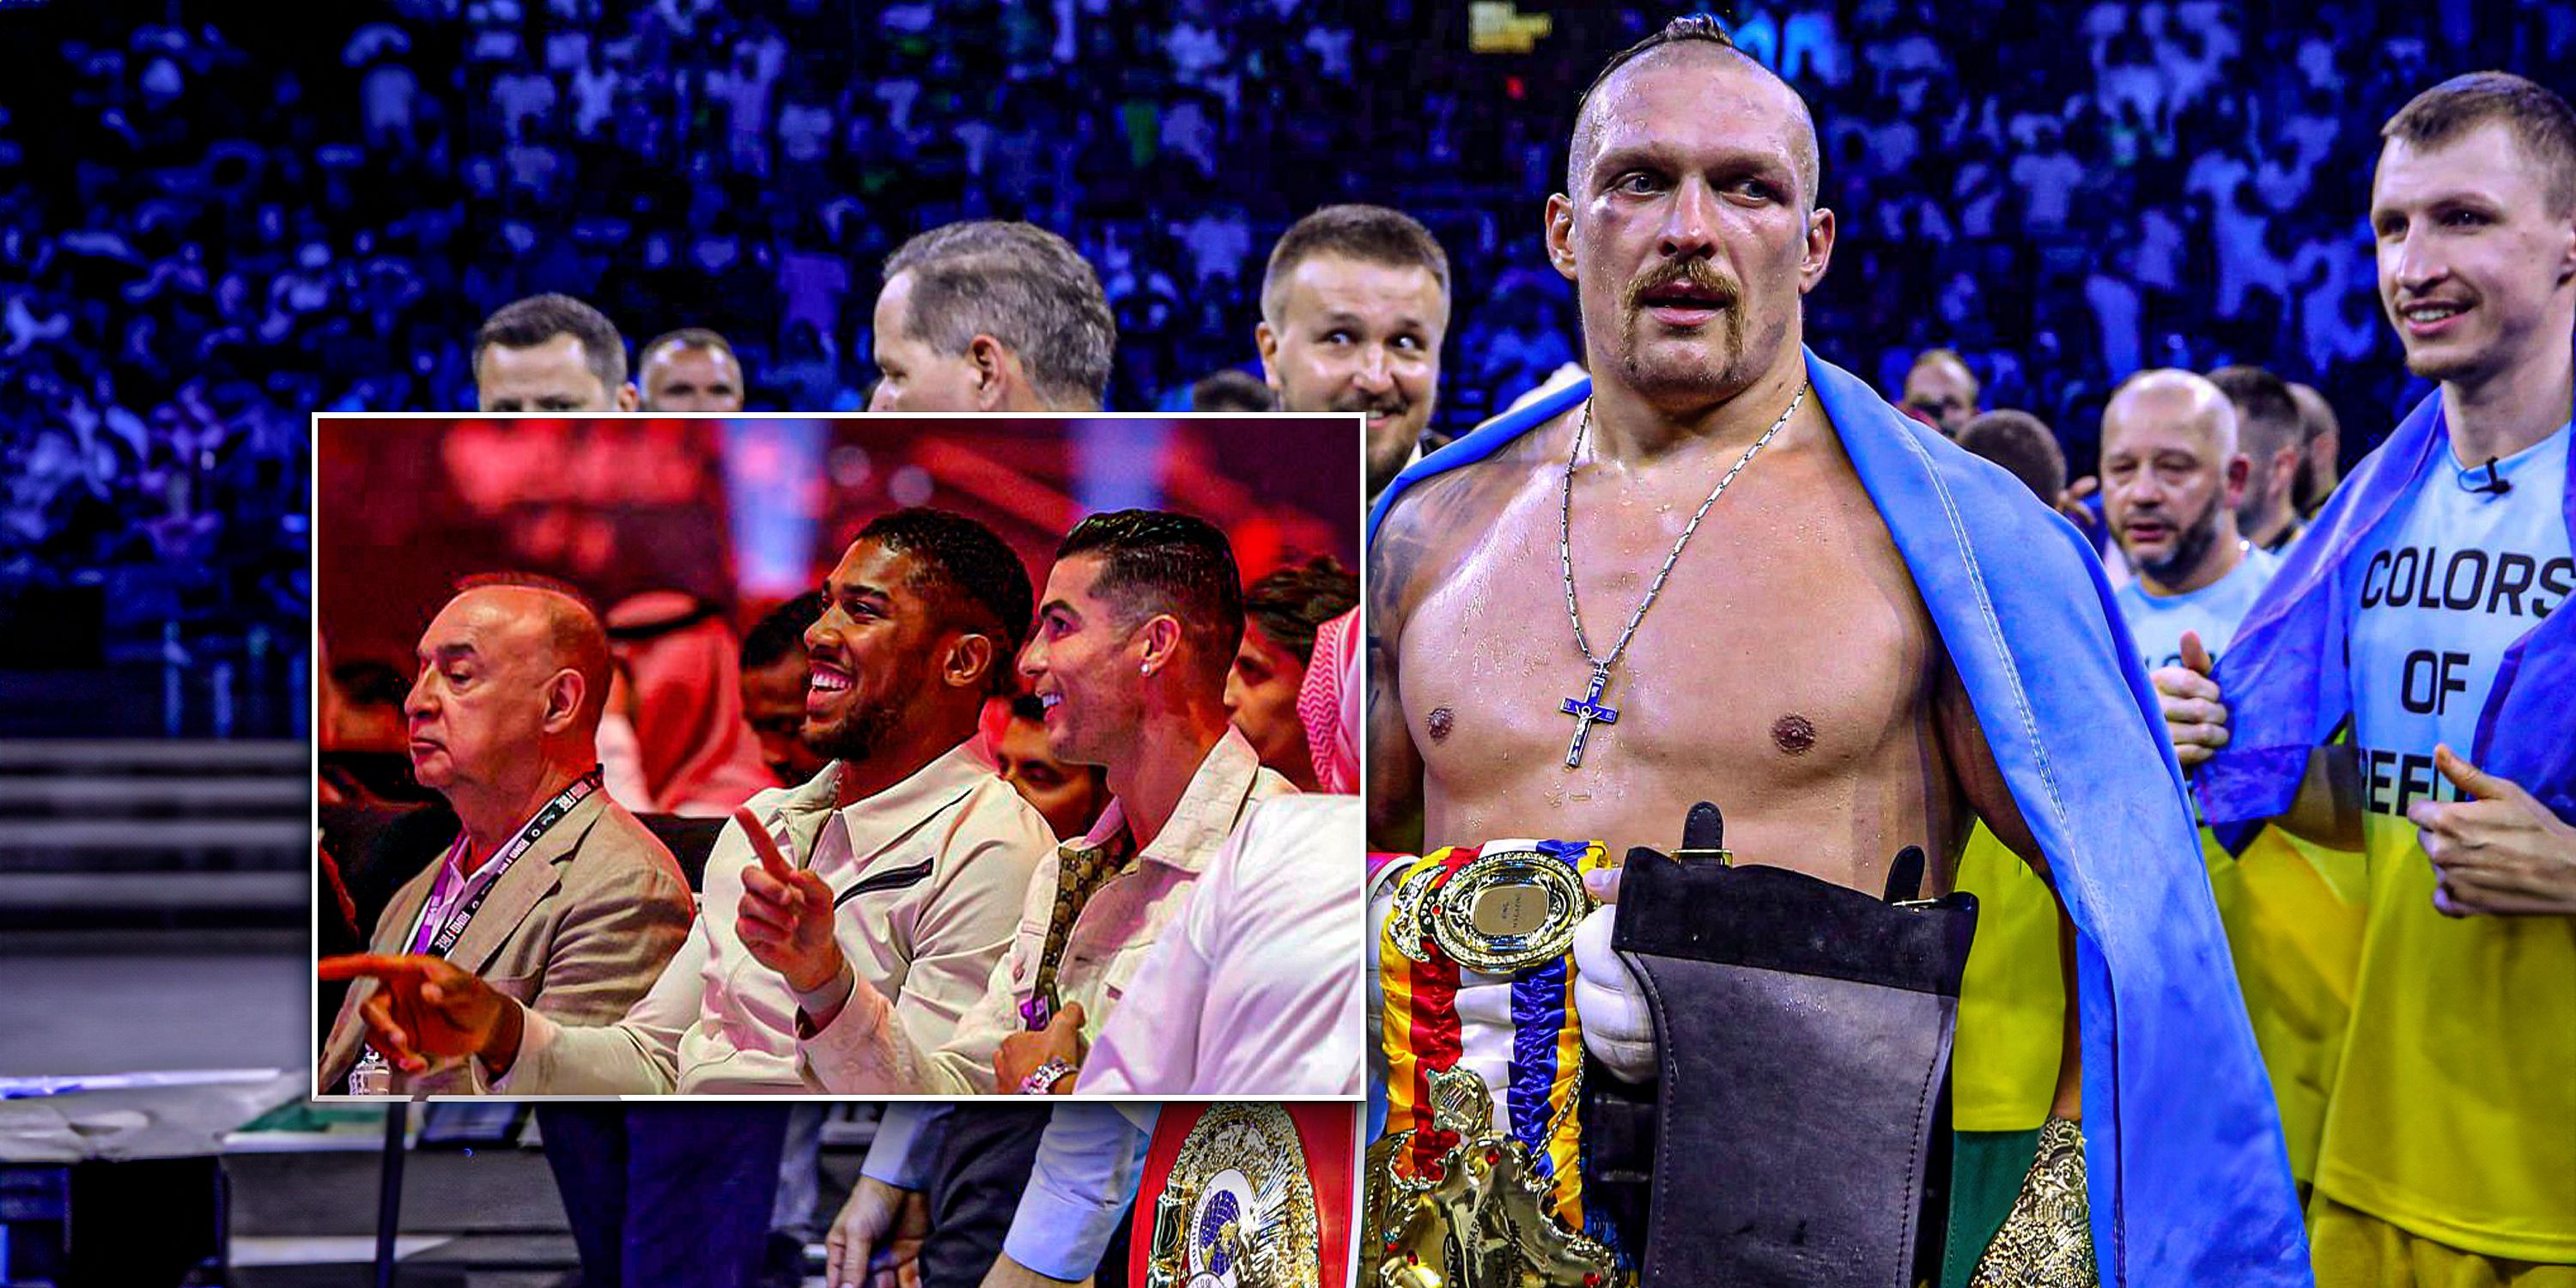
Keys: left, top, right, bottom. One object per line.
{"left": 1076, "top": 604, "right": 1364, "bottom": 1097}
{"left": 800, "top": 512, "right": 1293, "bottom": 1288}
{"left": 960, "top": 610, "right": 1364, "bottom": 1288}
{"left": 331, "top": 510, "right": 1054, "bottom": 1093}
{"left": 765, "top": 510, "right": 1295, "bottom": 1095}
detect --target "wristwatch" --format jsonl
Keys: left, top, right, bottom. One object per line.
{"left": 1018, "top": 1056, "right": 1078, "bottom": 1096}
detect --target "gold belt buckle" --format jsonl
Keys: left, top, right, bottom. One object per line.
{"left": 1395, "top": 845, "right": 1592, "bottom": 975}
{"left": 1365, "top": 1066, "right": 1624, "bottom": 1288}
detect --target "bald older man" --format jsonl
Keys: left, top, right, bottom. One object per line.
{"left": 319, "top": 576, "right": 693, "bottom": 1095}
{"left": 2102, "top": 368, "right": 2282, "bottom": 673}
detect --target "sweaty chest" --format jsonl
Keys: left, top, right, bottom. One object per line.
{"left": 1401, "top": 462, "right": 1938, "bottom": 797}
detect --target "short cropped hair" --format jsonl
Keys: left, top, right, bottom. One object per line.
{"left": 883, "top": 222, "right": 1116, "bottom": 410}
{"left": 639, "top": 326, "right": 738, "bottom": 371}
{"left": 1243, "top": 556, "right": 1360, "bottom": 665}
{"left": 1569, "top": 15, "right": 1818, "bottom": 207}
{"left": 2383, "top": 71, "right": 2576, "bottom": 216}
{"left": 1055, "top": 510, "right": 1244, "bottom": 683}
{"left": 1955, "top": 410, "right": 2067, "bottom": 503}
{"left": 1191, "top": 368, "right": 1277, "bottom": 412}
{"left": 2288, "top": 382, "right": 2341, "bottom": 513}
{"left": 1260, "top": 205, "right": 1453, "bottom": 325}
{"left": 740, "top": 591, "right": 826, "bottom": 671}
{"left": 475, "top": 294, "right": 627, "bottom": 392}
{"left": 1910, "top": 347, "right": 1979, "bottom": 394}
{"left": 2208, "top": 365, "right": 2302, "bottom": 466}
{"left": 449, "top": 570, "right": 613, "bottom": 729}
{"left": 857, "top": 508, "right": 1036, "bottom": 696}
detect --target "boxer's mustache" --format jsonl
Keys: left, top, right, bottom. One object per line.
{"left": 1623, "top": 260, "right": 1742, "bottom": 313}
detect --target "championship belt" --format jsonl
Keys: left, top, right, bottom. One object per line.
{"left": 1366, "top": 840, "right": 1625, "bottom": 1288}
{"left": 1131, "top": 1102, "right": 1354, "bottom": 1288}
{"left": 1597, "top": 803, "right": 1980, "bottom": 1287}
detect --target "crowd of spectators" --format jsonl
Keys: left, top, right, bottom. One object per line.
{"left": 8, "top": 0, "right": 2574, "bottom": 689}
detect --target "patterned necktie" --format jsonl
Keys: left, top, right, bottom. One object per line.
{"left": 1023, "top": 829, "right": 1139, "bottom": 1030}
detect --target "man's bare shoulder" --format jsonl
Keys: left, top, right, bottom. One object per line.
{"left": 1377, "top": 434, "right": 1552, "bottom": 536}
{"left": 1372, "top": 408, "right": 1577, "bottom": 617}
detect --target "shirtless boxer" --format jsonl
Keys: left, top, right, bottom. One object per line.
{"left": 1365, "top": 16, "right": 2306, "bottom": 1285}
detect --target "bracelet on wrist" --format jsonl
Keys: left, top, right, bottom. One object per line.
{"left": 1017, "top": 1056, "right": 1078, "bottom": 1096}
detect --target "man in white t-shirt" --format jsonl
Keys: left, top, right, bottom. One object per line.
{"left": 2172, "top": 73, "right": 2576, "bottom": 1284}
{"left": 2102, "top": 368, "right": 2281, "bottom": 672}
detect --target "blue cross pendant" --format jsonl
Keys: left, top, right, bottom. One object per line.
{"left": 1560, "top": 664, "right": 1620, "bottom": 768}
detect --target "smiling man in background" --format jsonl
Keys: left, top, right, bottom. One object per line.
{"left": 1255, "top": 204, "right": 1451, "bottom": 501}
{"left": 2184, "top": 72, "right": 2576, "bottom": 1286}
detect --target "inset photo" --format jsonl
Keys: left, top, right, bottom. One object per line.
{"left": 312, "top": 411, "right": 1362, "bottom": 1101}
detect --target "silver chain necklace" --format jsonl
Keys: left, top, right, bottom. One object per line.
{"left": 1553, "top": 381, "right": 1808, "bottom": 768}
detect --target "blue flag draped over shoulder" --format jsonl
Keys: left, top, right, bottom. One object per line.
{"left": 2197, "top": 387, "right": 2576, "bottom": 828}
{"left": 1369, "top": 351, "right": 2311, "bottom": 1287}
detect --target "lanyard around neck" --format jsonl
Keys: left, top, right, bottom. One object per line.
{"left": 414, "top": 768, "right": 604, "bottom": 959}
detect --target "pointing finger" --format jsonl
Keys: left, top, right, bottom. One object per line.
{"left": 737, "top": 807, "right": 795, "bottom": 880}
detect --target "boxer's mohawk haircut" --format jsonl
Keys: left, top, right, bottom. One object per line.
{"left": 1564, "top": 13, "right": 1816, "bottom": 208}
{"left": 1580, "top": 14, "right": 1740, "bottom": 112}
